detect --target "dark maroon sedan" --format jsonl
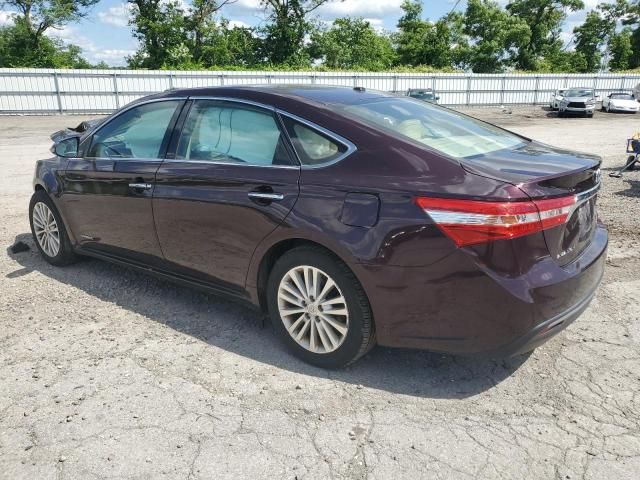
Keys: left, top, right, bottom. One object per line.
{"left": 30, "top": 85, "right": 606, "bottom": 368}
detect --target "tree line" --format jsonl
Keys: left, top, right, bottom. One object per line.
{"left": 2, "top": 0, "right": 640, "bottom": 72}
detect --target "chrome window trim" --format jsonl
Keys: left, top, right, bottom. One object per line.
{"left": 187, "top": 96, "right": 277, "bottom": 112}
{"left": 276, "top": 110, "right": 357, "bottom": 170}
{"left": 85, "top": 97, "right": 187, "bottom": 161}
{"left": 162, "top": 158, "right": 299, "bottom": 170}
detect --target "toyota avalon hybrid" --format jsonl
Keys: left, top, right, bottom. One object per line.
{"left": 30, "top": 85, "right": 606, "bottom": 368}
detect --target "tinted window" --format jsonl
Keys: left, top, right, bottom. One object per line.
{"left": 339, "top": 97, "right": 525, "bottom": 159}
{"left": 611, "top": 93, "right": 634, "bottom": 99}
{"left": 176, "top": 100, "right": 294, "bottom": 166}
{"left": 565, "top": 89, "right": 594, "bottom": 97}
{"left": 409, "top": 91, "right": 435, "bottom": 100}
{"left": 88, "top": 101, "right": 180, "bottom": 158}
{"left": 281, "top": 117, "right": 348, "bottom": 166}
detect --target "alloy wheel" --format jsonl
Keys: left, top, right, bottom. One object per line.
{"left": 32, "top": 202, "right": 60, "bottom": 257}
{"left": 277, "top": 265, "right": 349, "bottom": 354}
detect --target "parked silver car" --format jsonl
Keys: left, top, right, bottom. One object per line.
{"left": 558, "top": 88, "right": 596, "bottom": 117}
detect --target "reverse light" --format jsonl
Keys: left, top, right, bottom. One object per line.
{"left": 415, "top": 196, "right": 577, "bottom": 247}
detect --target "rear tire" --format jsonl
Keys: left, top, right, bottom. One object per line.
{"left": 266, "top": 246, "right": 375, "bottom": 368}
{"left": 29, "top": 190, "right": 78, "bottom": 266}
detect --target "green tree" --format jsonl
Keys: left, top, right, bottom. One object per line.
{"left": 198, "top": 20, "right": 261, "bottom": 67}
{"left": 611, "top": 0, "right": 640, "bottom": 68}
{"left": 463, "top": 0, "right": 530, "bottom": 72}
{"left": 259, "top": 0, "right": 335, "bottom": 66}
{"left": 0, "top": 19, "right": 92, "bottom": 67}
{"left": 506, "top": 0, "right": 584, "bottom": 70}
{"left": 538, "top": 49, "right": 588, "bottom": 72}
{"left": 0, "top": 0, "right": 97, "bottom": 67}
{"left": 573, "top": 10, "right": 611, "bottom": 71}
{"left": 609, "top": 28, "right": 634, "bottom": 69}
{"left": 128, "top": 0, "right": 191, "bottom": 68}
{"left": 394, "top": 1, "right": 464, "bottom": 68}
{"left": 309, "top": 17, "right": 395, "bottom": 70}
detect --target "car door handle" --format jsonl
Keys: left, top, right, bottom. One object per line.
{"left": 129, "top": 182, "right": 152, "bottom": 190}
{"left": 248, "top": 192, "right": 284, "bottom": 201}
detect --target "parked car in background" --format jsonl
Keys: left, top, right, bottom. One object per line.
{"left": 601, "top": 92, "right": 639, "bottom": 113}
{"left": 549, "top": 89, "right": 566, "bottom": 110}
{"left": 558, "top": 88, "right": 597, "bottom": 117}
{"left": 407, "top": 88, "right": 439, "bottom": 104}
{"left": 32, "top": 85, "right": 606, "bottom": 368}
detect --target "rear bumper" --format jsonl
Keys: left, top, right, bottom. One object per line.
{"left": 356, "top": 224, "right": 607, "bottom": 355}
{"left": 497, "top": 287, "right": 597, "bottom": 357}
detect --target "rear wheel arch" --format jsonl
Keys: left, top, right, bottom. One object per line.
{"left": 255, "top": 238, "right": 364, "bottom": 315}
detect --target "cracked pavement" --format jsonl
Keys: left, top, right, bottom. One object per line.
{"left": 1, "top": 108, "right": 639, "bottom": 479}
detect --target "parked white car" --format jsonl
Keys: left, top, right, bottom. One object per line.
{"left": 602, "top": 92, "right": 639, "bottom": 113}
{"left": 549, "top": 89, "right": 566, "bottom": 110}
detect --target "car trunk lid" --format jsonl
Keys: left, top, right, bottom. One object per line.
{"left": 461, "top": 141, "right": 601, "bottom": 266}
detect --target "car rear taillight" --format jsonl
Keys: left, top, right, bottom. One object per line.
{"left": 415, "top": 196, "right": 577, "bottom": 247}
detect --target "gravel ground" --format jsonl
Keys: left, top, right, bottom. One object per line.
{"left": 1, "top": 107, "right": 639, "bottom": 480}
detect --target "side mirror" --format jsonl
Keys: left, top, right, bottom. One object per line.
{"left": 436, "top": 96, "right": 440, "bottom": 100}
{"left": 53, "top": 137, "right": 79, "bottom": 158}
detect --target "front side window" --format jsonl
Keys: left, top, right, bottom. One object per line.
{"left": 281, "top": 116, "right": 348, "bottom": 166}
{"left": 88, "top": 100, "right": 181, "bottom": 158}
{"left": 176, "top": 100, "right": 294, "bottom": 166}
{"left": 339, "top": 97, "right": 525, "bottom": 159}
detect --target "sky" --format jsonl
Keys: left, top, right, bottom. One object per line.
{"left": 0, "top": 0, "right": 610, "bottom": 67}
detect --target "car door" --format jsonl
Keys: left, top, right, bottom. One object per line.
{"left": 152, "top": 99, "right": 300, "bottom": 293}
{"left": 60, "top": 99, "right": 184, "bottom": 264}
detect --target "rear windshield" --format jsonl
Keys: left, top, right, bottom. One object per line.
{"left": 339, "top": 97, "right": 526, "bottom": 159}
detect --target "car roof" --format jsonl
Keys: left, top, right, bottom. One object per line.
{"left": 158, "top": 84, "right": 393, "bottom": 106}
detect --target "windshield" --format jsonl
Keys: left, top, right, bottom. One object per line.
{"left": 565, "top": 88, "right": 594, "bottom": 97}
{"left": 339, "top": 97, "right": 526, "bottom": 159}
{"left": 611, "top": 93, "right": 634, "bottom": 100}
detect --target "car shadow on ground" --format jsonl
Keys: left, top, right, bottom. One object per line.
{"left": 613, "top": 178, "right": 640, "bottom": 198}
{"left": 7, "top": 232, "right": 530, "bottom": 399}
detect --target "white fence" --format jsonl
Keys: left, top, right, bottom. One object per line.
{"left": 2, "top": 68, "right": 640, "bottom": 114}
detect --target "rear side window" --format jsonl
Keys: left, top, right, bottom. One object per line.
{"left": 88, "top": 100, "right": 181, "bottom": 159}
{"left": 281, "top": 116, "right": 348, "bottom": 166}
{"left": 175, "top": 100, "right": 295, "bottom": 167}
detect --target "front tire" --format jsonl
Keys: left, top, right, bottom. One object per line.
{"left": 267, "top": 246, "right": 375, "bottom": 368}
{"left": 29, "top": 190, "right": 78, "bottom": 266}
